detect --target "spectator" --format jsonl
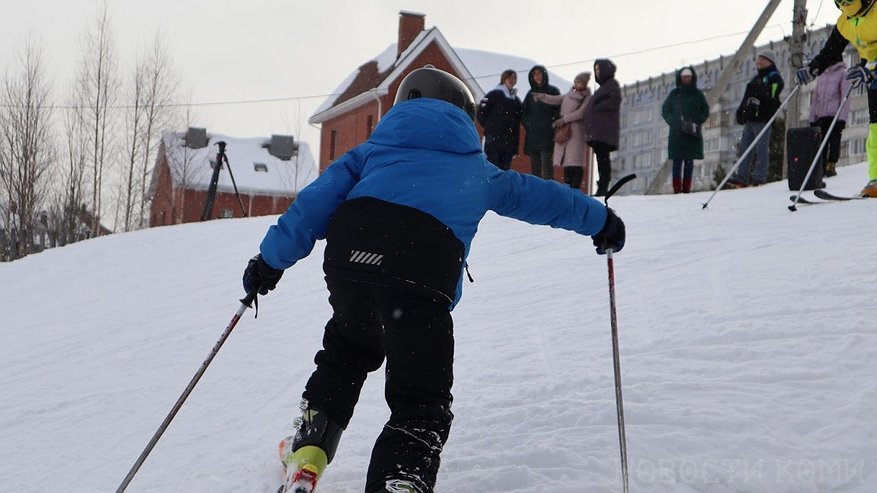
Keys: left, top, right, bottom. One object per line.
{"left": 727, "top": 50, "right": 784, "bottom": 188}
{"left": 521, "top": 65, "right": 561, "bottom": 179}
{"left": 584, "top": 59, "right": 622, "bottom": 196}
{"left": 808, "top": 60, "right": 850, "bottom": 178}
{"left": 534, "top": 72, "right": 592, "bottom": 189}
{"left": 661, "top": 66, "right": 710, "bottom": 193}
{"left": 477, "top": 69, "right": 523, "bottom": 170}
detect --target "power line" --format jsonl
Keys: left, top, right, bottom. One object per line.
{"left": 3, "top": 23, "right": 790, "bottom": 111}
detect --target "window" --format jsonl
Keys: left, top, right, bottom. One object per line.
{"left": 254, "top": 162, "right": 268, "bottom": 172}
{"left": 851, "top": 108, "right": 869, "bottom": 126}
{"left": 329, "top": 129, "right": 337, "bottom": 160}
{"left": 850, "top": 138, "right": 867, "bottom": 156}
{"left": 220, "top": 209, "right": 234, "bottom": 219}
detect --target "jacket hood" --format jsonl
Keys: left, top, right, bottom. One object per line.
{"left": 369, "top": 98, "right": 483, "bottom": 155}
{"left": 675, "top": 66, "right": 698, "bottom": 88}
{"left": 528, "top": 65, "right": 550, "bottom": 90}
{"left": 594, "top": 59, "right": 617, "bottom": 85}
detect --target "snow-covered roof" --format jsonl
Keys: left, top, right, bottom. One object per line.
{"left": 309, "top": 26, "right": 572, "bottom": 124}
{"left": 159, "top": 131, "right": 318, "bottom": 197}
{"left": 455, "top": 48, "right": 573, "bottom": 94}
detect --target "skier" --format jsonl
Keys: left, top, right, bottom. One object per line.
{"left": 242, "top": 67, "right": 626, "bottom": 493}
{"left": 796, "top": 0, "right": 877, "bottom": 197}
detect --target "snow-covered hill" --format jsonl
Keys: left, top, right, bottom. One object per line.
{"left": 2, "top": 165, "right": 874, "bottom": 493}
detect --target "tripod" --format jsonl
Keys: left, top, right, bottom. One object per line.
{"left": 200, "top": 140, "right": 247, "bottom": 221}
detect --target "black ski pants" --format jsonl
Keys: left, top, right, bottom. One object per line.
{"left": 303, "top": 276, "right": 455, "bottom": 493}
{"left": 589, "top": 140, "right": 615, "bottom": 194}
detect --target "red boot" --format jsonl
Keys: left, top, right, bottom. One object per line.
{"left": 672, "top": 178, "right": 682, "bottom": 194}
{"left": 682, "top": 178, "right": 692, "bottom": 193}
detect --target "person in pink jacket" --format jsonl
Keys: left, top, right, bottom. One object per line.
{"left": 534, "top": 72, "right": 592, "bottom": 190}
{"left": 809, "top": 59, "right": 850, "bottom": 177}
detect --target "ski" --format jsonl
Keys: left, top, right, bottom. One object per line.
{"left": 813, "top": 189, "right": 868, "bottom": 201}
{"left": 789, "top": 194, "right": 821, "bottom": 205}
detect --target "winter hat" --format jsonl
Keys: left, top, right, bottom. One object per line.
{"left": 757, "top": 49, "right": 778, "bottom": 65}
{"left": 679, "top": 68, "right": 693, "bottom": 77}
{"left": 574, "top": 71, "right": 591, "bottom": 85}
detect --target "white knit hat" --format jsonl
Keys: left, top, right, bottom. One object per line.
{"left": 757, "top": 49, "right": 778, "bottom": 65}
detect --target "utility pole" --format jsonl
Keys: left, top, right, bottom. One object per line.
{"left": 787, "top": 0, "right": 809, "bottom": 129}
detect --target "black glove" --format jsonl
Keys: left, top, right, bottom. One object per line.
{"left": 591, "top": 208, "right": 625, "bottom": 255}
{"left": 242, "top": 254, "right": 284, "bottom": 295}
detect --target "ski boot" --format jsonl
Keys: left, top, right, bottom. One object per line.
{"left": 825, "top": 161, "right": 837, "bottom": 177}
{"left": 861, "top": 179, "right": 877, "bottom": 198}
{"left": 277, "top": 400, "right": 344, "bottom": 493}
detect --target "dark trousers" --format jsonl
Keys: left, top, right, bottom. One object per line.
{"left": 303, "top": 276, "right": 454, "bottom": 493}
{"left": 815, "top": 116, "right": 845, "bottom": 166}
{"left": 672, "top": 159, "right": 694, "bottom": 181}
{"left": 563, "top": 166, "right": 584, "bottom": 190}
{"left": 485, "top": 144, "right": 515, "bottom": 170}
{"left": 590, "top": 141, "right": 614, "bottom": 194}
{"left": 528, "top": 149, "right": 554, "bottom": 179}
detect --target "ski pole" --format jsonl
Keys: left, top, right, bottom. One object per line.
{"left": 702, "top": 84, "right": 802, "bottom": 209}
{"left": 789, "top": 83, "right": 855, "bottom": 211}
{"left": 115, "top": 288, "right": 260, "bottom": 493}
{"left": 605, "top": 246, "right": 629, "bottom": 493}
{"left": 601, "top": 174, "right": 635, "bottom": 493}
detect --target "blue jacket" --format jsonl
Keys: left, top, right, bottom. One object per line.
{"left": 260, "top": 98, "right": 608, "bottom": 308}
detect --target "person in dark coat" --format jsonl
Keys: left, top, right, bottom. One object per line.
{"left": 727, "top": 50, "right": 784, "bottom": 188}
{"left": 661, "top": 66, "right": 710, "bottom": 193}
{"left": 477, "top": 69, "right": 523, "bottom": 170}
{"left": 241, "top": 68, "right": 626, "bottom": 493}
{"left": 521, "top": 65, "right": 561, "bottom": 179}
{"left": 584, "top": 59, "right": 622, "bottom": 196}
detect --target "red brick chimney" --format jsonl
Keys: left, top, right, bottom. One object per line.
{"left": 398, "top": 11, "right": 425, "bottom": 58}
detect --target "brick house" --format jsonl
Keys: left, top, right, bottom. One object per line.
{"left": 308, "top": 11, "right": 585, "bottom": 186}
{"left": 149, "top": 127, "right": 317, "bottom": 227}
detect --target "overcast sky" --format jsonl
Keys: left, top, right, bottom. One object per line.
{"left": 1, "top": 0, "right": 840, "bottom": 146}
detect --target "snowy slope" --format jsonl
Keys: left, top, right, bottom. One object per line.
{"left": 1, "top": 165, "right": 874, "bottom": 493}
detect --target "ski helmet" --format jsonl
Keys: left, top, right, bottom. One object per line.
{"left": 394, "top": 67, "right": 477, "bottom": 120}
{"left": 836, "top": 0, "right": 874, "bottom": 16}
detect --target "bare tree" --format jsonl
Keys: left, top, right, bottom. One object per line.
{"left": 54, "top": 90, "right": 90, "bottom": 246}
{"left": 137, "top": 35, "right": 177, "bottom": 229}
{"left": 75, "top": 2, "right": 120, "bottom": 235}
{"left": 168, "top": 96, "right": 204, "bottom": 224}
{"left": 116, "top": 34, "right": 178, "bottom": 232}
{"left": 0, "top": 39, "right": 55, "bottom": 260}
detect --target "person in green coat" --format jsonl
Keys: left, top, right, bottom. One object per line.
{"left": 661, "top": 66, "right": 710, "bottom": 193}
{"left": 521, "top": 65, "right": 561, "bottom": 179}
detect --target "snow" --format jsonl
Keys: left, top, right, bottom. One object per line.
{"left": 455, "top": 47, "right": 573, "bottom": 93}
{"left": 1, "top": 164, "right": 874, "bottom": 493}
